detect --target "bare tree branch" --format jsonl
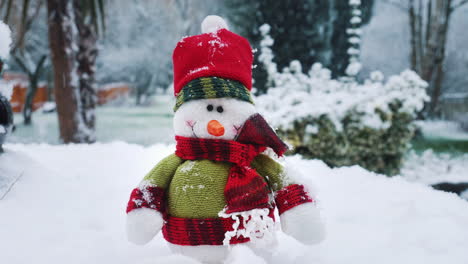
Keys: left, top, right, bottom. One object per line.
{"left": 10, "top": 0, "right": 43, "bottom": 53}
{"left": 3, "top": 0, "right": 13, "bottom": 22}
{"left": 12, "top": 53, "right": 32, "bottom": 75}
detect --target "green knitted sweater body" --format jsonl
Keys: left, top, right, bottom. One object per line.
{"left": 142, "top": 153, "right": 288, "bottom": 219}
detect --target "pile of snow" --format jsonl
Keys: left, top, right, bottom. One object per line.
{"left": 0, "top": 143, "right": 467, "bottom": 264}
{"left": 255, "top": 24, "right": 429, "bottom": 131}
{"left": 0, "top": 20, "right": 11, "bottom": 60}
{"left": 401, "top": 150, "right": 468, "bottom": 185}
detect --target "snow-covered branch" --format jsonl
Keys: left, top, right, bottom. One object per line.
{"left": 346, "top": 0, "right": 363, "bottom": 78}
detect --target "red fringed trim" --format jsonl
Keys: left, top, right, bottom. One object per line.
{"left": 275, "top": 184, "right": 313, "bottom": 215}
{"left": 162, "top": 209, "right": 275, "bottom": 246}
{"left": 126, "top": 186, "right": 165, "bottom": 214}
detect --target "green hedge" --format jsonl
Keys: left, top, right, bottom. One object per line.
{"left": 280, "top": 101, "right": 415, "bottom": 176}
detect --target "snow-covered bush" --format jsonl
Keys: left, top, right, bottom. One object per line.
{"left": 0, "top": 21, "right": 11, "bottom": 62}
{"left": 0, "top": 20, "right": 12, "bottom": 99}
{"left": 256, "top": 24, "right": 430, "bottom": 175}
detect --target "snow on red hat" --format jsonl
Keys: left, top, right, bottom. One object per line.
{"left": 172, "top": 16, "right": 253, "bottom": 97}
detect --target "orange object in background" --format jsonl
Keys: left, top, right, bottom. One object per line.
{"left": 98, "top": 83, "right": 130, "bottom": 105}
{"left": 2, "top": 72, "right": 131, "bottom": 110}
{"left": 2, "top": 72, "right": 48, "bottom": 113}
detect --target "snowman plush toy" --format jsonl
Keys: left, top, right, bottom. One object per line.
{"left": 126, "top": 16, "right": 325, "bottom": 263}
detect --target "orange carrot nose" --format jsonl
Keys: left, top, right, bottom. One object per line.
{"left": 207, "top": 120, "right": 225, "bottom": 136}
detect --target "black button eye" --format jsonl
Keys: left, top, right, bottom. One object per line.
{"left": 217, "top": 106, "right": 224, "bottom": 113}
{"left": 207, "top": 105, "right": 214, "bottom": 111}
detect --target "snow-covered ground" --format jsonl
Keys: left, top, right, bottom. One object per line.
{"left": 1, "top": 143, "right": 467, "bottom": 264}
{"left": 402, "top": 150, "right": 468, "bottom": 185}
{"left": 7, "top": 99, "right": 174, "bottom": 146}
{"left": 415, "top": 120, "right": 468, "bottom": 141}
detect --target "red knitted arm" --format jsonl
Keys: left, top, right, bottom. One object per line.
{"left": 126, "top": 186, "right": 166, "bottom": 214}
{"left": 275, "top": 184, "right": 313, "bottom": 215}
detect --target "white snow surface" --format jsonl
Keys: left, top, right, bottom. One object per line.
{"left": 0, "top": 143, "right": 467, "bottom": 264}
{"left": 402, "top": 150, "right": 468, "bottom": 185}
{"left": 0, "top": 20, "right": 11, "bottom": 60}
{"left": 415, "top": 120, "right": 468, "bottom": 141}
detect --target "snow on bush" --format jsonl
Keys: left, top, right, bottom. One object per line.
{"left": 256, "top": 24, "right": 428, "bottom": 131}
{"left": 256, "top": 24, "right": 430, "bottom": 175}
{"left": 0, "top": 20, "right": 13, "bottom": 99}
{"left": 0, "top": 79, "right": 13, "bottom": 99}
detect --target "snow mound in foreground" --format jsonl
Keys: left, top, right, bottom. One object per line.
{"left": 0, "top": 143, "right": 467, "bottom": 264}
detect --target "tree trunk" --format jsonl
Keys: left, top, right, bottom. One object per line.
{"left": 22, "top": 77, "right": 37, "bottom": 125}
{"left": 429, "top": 62, "right": 444, "bottom": 116}
{"left": 47, "top": 0, "right": 93, "bottom": 143}
{"left": 408, "top": 0, "right": 453, "bottom": 118}
{"left": 422, "top": 0, "right": 451, "bottom": 116}
{"left": 15, "top": 54, "right": 47, "bottom": 125}
{"left": 73, "top": 0, "right": 97, "bottom": 139}
{"left": 409, "top": 0, "right": 418, "bottom": 71}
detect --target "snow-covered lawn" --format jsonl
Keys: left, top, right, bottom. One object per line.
{"left": 1, "top": 143, "right": 467, "bottom": 264}
{"left": 415, "top": 120, "right": 468, "bottom": 141}
{"left": 7, "top": 98, "right": 174, "bottom": 146}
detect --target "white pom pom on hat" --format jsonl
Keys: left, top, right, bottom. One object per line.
{"left": 201, "top": 15, "right": 229, "bottom": 34}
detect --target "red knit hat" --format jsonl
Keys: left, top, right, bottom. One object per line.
{"left": 172, "top": 18, "right": 253, "bottom": 97}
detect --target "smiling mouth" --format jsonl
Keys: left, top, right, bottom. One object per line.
{"left": 233, "top": 125, "right": 242, "bottom": 138}
{"left": 186, "top": 121, "right": 198, "bottom": 138}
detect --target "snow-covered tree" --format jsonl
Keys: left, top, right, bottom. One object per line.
{"left": 346, "top": 0, "right": 363, "bottom": 78}
{"left": 0, "top": 19, "right": 13, "bottom": 153}
{"left": 1, "top": 0, "right": 103, "bottom": 142}
{"left": 0, "top": 20, "right": 11, "bottom": 75}
{"left": 383, "top": 0, "right": 468, "bottom": 117}
{"left": 47, "top": 0, "right": 104, "bottom": 143}
{"left": 225, "top": 0, "right": 375, "bottom": 93}
{"left": 98, "top": 0, "right": 222, "bottom": 104}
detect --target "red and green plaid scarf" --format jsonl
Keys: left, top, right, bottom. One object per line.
{"left": 175, "top": 114, "right": 288, "bottom": 214}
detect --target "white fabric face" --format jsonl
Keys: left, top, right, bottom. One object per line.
{"left": 173, "top": 98, "right": 257, "bottom": 140}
